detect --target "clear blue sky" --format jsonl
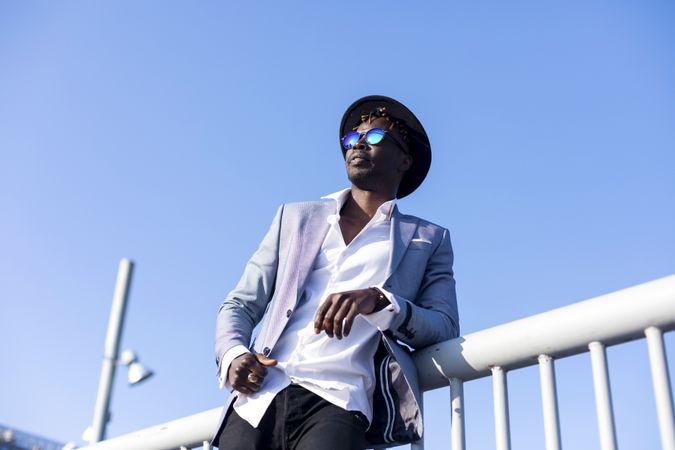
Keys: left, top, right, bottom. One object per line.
{"left": 1, "top": 1, "right": 674, "bottom": 449}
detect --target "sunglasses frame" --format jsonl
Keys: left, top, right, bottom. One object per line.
{"left": 341, "top": 127, "right": 409, "bottom": 154}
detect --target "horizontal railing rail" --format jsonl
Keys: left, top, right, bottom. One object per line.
{"left": 413, "top": 274, "right": 675, "bottom": 388}
{"left": 79, "top": 274, "right": 675, "bottom": 450}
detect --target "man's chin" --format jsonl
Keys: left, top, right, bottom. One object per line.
{"left": 347, "top": 171, "right": 376, "bottom": 191}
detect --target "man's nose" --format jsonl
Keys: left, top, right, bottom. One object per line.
{"left": 352, "top": 135, "right": 368, "bottom": 150}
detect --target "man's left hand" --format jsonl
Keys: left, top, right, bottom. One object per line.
{"left": 314, "top": 288, "right": 389, "bottom": 339}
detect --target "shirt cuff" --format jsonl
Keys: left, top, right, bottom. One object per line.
{"left": 362, "top": 286, "right": 400, "bottom": 331}
{"left": 218, "top": 345, "right": 250, "bottom": 390}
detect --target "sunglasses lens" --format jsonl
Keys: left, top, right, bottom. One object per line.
{"left": 342, "top": 131, "right": 360, "bottom": 150}
{"left": 365, "top": 128, "right": 385, "bottom": 145}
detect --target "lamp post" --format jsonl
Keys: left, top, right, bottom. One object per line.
{"left": 88, "top": 258, "right": 135, "bottom": 444}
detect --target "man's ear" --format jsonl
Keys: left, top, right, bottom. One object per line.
{"left": 399, "top": 154, "right": 413, "bottom": 174}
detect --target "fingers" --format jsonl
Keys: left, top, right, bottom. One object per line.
{"left": 314, "top": 293, "right": 360, "bottom": 339}
{"left": 256, "top": 354, "right": 278, "bottom": 367}
{"left": 314, "top": 295, "right": 334, "bottom": 333}
{"left": 229, "top": 353, "right": 269, "bottom": 394}
{"left": 232, "top": 364, "right": 260, "bottom": 393}
{"left": 321, "top": 295, "right": 344, "bottom": 338}
{"left": 342, "top": 303, "right": 359, "bottom": 338}
{"left": 315, "top": 289, "right": 378, "bottom": 339}
{"left": 246, "top": 359, "right": 268, "bottom": 378}
{"left": 332, "top": 300, "right": 353, "bottom": 340}
{"left": 235, "top": 384, "right": 254, "bottom": 395}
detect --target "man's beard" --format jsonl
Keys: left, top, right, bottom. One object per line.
{"left": 347, "top": 167, "right": 382, "bottom": 192}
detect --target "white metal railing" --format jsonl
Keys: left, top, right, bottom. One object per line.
{"left": 79, "top": 274, "right": 675, "bottom": 450}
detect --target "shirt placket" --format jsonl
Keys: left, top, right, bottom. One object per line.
{"left": 290, "top": 221, "right": 343, "bottom": 366}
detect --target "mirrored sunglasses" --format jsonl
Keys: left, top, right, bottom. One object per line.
{"left": 341, "top": 128, "right": 389, "bottom": 150}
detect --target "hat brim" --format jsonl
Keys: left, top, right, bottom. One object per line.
{"left": 339, "top": 95, "right": 431, "bottom": 199}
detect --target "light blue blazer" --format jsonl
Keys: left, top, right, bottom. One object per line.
{"left": 214, "top": 200, "right": 459, "bottom": 448}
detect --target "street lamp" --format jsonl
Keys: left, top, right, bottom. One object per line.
{"left": 121, "top": 349, "right": 154, "bottom": 385}
{"left": 87, "top": 259, "right": 154, "bottom": 445}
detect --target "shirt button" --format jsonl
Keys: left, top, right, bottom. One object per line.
{"left": 263, "top": 347, "right": 271, "bottom": 356}
{"left": 286, "top": 309, "right": 293, "bottom": 318}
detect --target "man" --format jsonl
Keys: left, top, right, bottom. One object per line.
{"left": 214, "top": 95, "right": 459, "bottom": 449}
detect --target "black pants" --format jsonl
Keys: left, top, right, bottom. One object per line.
{"left": 218, "top": 384, "right": 368, "bottom": 450}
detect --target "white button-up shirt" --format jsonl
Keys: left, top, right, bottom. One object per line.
{"left": 219, "top": 189, "right": 400, "bottom": 428}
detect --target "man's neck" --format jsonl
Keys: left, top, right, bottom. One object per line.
{"left": 337, "top": 187, "right": 395, "bottom": 246}
{"left": 345, "top": 187, "right": 395, "bottom": 219}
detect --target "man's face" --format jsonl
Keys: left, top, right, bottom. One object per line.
{"left": 344, "top": 117, "right": 412, "bottom": 194}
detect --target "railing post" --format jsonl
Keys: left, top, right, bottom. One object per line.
{"left": 203, "top": 441, "right": 212, "bottom": 450}
{"left": 588, "top": 341, "right": 617, "bottom": 450}
{"left": 491, "top": 366, "right": 511, "bottom": 450}
{"left": 538, "top": 355, "right": 561, "bottom": 450}
{"left": 645, "top": 326, "right": 675, "bottom": 450}
{"left": 451, "top": 377, "right": 466, "bottom": 450}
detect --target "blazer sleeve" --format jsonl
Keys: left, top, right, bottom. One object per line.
{"left": 214, "top": 204, "right": 284, "bottom": 373}
{"left": 387, "top": 227, "right": 459, "bottom": 349}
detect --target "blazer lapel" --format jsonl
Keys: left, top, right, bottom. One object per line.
{"left": 386, "top": 206, "right": 419, "bottom": 280}
{"left": 295, "top": 202, "right": 332, "bottom": 298}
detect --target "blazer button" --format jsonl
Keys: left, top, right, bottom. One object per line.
{"left": 286, "top": 309, "right": 293, "bottom": 318}
{"left": 263, "top": 347, "right": 271, "bottom": 356}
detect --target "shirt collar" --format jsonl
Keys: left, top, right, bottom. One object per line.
{"left": 321, "top": 188, "right": 396, "bottom": 224}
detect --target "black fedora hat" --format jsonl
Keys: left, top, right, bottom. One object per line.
{"left": 339, "top": 95, "right": 431, "bottom": 199}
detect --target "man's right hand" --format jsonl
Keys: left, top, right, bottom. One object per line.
{"left": 227, "top": 352, "right": 278, "bottom": 394}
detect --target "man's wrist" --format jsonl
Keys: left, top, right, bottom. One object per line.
{"left": 370, "top": 287, "right": 389, "bottom": 311}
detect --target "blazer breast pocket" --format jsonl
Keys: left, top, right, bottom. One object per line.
{"left": 406, "top": 238, "right": 433, "bottom": 252}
